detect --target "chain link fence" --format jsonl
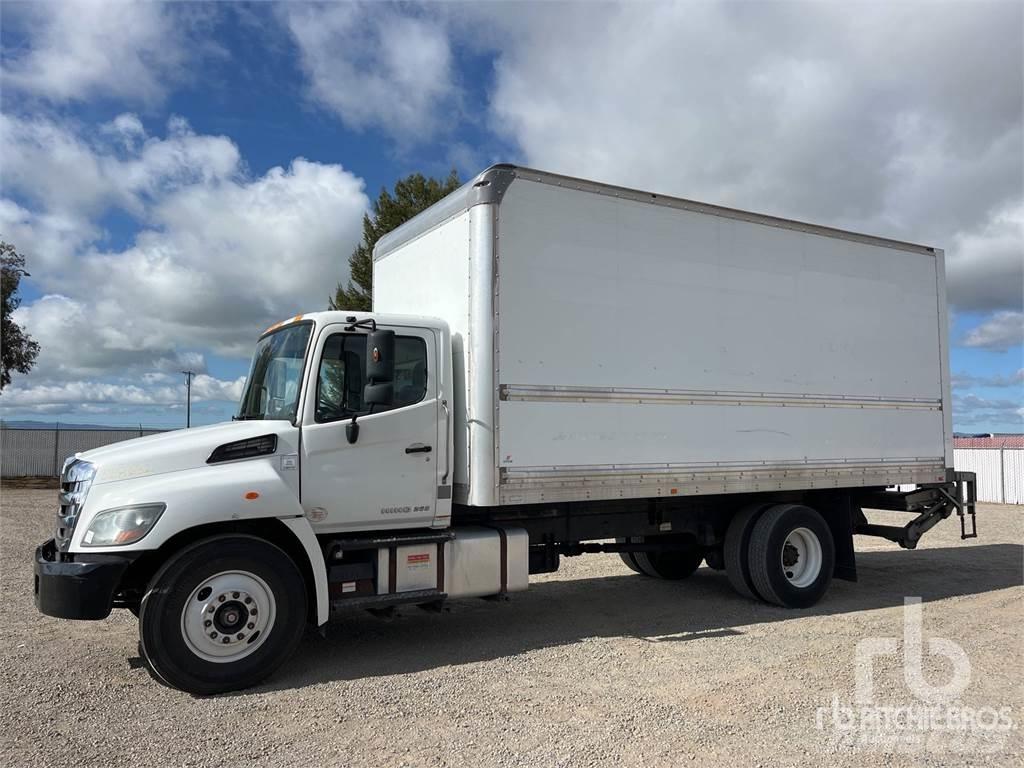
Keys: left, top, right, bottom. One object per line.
{"left": 1, "top": 425, "right": 170, "bottom": 478}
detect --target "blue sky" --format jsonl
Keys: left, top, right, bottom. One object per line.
{"left": 0, "top": 1, "right": 1021, "bottom": 431}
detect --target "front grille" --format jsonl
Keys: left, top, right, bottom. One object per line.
{"left": 55, "top": 459, "right": 94, "bottom": 551}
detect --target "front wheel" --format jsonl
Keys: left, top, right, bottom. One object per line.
{"left": 139, "top": 535, "right": 307, "bottom": 695}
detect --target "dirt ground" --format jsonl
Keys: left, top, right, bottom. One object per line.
{"left": 1, "top": 488, "right": 1021, "bottom": 767}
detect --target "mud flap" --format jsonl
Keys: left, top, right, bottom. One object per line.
{"left": 818, "top": 496, "right": 857, "bottom": 582}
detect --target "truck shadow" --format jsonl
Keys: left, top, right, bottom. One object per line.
{"left": 255, "top": 542, "right": 1023, "bottom": 694}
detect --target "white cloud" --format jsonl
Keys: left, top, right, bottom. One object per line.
{"left": 1, "top": 116, "right": 368, "bottom": 413}
{"left": 0, "top": 113, "right": 240, "bottom": 225}
{"left": 3, "top": 1, "right": 1021, "bottom": 420}
{"left": 191, "top": 374, "right": 246, "bottom": 403}
{"left": 0, "top": 113, "right": 117, "bottom": 219}
{"left": 962, "top": 311, "right": 1024, "bottom": 352}
{"left": 0, "top": 374, "right": 245, "bottom": 411}
{"left": 9, "top": 293, "right": 210, "bottom": 379}
{"left": 102, "top": 113, "right": 147, "bottom": 145}
{"left": 953, "top": 392, "right": 1024, "bottom": 430}
{"left": 952, "top": 369, "right": 1024, "bottom": 390}
{"left": 0, "top": 199, "right": 95, "bottom": 273}
{"left": 0, "top": 0, "right": 200, "bottom": 105}
{"left": 75, "top": 155, "right": 368, "bottom": 356}
{"left": 470, "top": 1, "right": 1022, "bottom": 315}
{"left": 946, "top": 203, "right": 1024, "bottom": 312}
{"left": 281, "top": 3, "right": 455, "bottom": 143}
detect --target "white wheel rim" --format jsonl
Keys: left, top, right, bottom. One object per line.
{"left": 181, "top": 570, "right": 276, "bottom": 663}
{"left": 781, "top": 527, "right": 822, "bottom": 588}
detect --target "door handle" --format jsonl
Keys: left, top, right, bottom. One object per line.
{"left": 405, "top": 443, "right": 432, "bottom": 454}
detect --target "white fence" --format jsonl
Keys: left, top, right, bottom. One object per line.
{"left": 954, "top": 448, "right": 1024, "bottom": 505}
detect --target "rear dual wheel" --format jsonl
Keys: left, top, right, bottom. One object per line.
{"left": 724, "top": 503, "right": 834, "bottom": 608}
{"left": 618, "top": 539, "right": 644, "bottom": 574}
{"left": 618, "top": 535, "right": 703, "bottom": 579}
{"left": 724, "top": 502, "right": 771, "bottom": 599}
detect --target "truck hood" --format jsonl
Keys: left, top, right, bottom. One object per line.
{"left": 79, "top": 420, "right": 297, "bottom": 485}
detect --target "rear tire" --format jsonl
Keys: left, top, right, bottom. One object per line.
{"left": 616, "top": 537, "right": 644, "bottom": 574}
{"left": 724, "top": 502, "right": 771, "bottom": 600}
{"left": 703, "top": 547, "right": 725, "bottom": 571}
{"left": 139, "top": 535, "right": 307, "bottom": 695}
{"left": 748, "top": 504, "right": 834, "bottom": 608}
{"left": 632, "top": 535, "right": 703, "bottom": 580}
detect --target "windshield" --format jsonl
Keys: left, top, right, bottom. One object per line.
{"left": 237, "top": 322, "right": 313, "bottom": 421}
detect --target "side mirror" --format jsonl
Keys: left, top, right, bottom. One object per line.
{"left": 363, "top": 328, "right": 395, "bottom": 408}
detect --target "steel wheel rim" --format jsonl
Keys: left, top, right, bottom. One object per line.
{"left": 781, "top": 527, "right": 822, "bottom": 588}
{"left": 180, "top": 570, "right": 276, "bottom": 663}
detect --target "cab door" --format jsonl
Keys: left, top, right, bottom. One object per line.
{"left": 300, "top": 323, "right": 438, "bottom": 532}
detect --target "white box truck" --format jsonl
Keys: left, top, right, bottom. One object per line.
{"left": 34, "top": 165, "right": 977, "bottom": 694}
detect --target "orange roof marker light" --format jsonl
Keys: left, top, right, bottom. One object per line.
{"left": 244, "top": 491, "right": 260, "bottom": 500}
{"left": 262, "top": 314, "right": 304, "bottom": 336}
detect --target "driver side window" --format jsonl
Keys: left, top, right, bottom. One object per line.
{"left": 316, "top": 333, "right": 427, "bottom": 423}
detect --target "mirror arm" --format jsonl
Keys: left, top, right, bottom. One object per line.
{"left": 343, "top": 316, "right": 377, "bottom": 333}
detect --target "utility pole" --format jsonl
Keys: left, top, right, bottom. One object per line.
{"left": 182, "top": 370, "right": 196, "bottom": 428}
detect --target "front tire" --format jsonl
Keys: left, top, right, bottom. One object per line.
{"left": 139, "top": 535, "right": 307, "bottom": 695}
{"left": 747, "top": 504, "right": 834, "bottom": 608}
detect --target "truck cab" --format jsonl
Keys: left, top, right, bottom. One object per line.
{"left": 34, "top": 311, "right": 478, "bottom": 694}
{"left": 244, "top": 312, "right": 456, "bottom": 534}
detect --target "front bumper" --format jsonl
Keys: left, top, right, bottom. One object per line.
{"left": 34, "top": 539, "right": 137, "bottom": 620}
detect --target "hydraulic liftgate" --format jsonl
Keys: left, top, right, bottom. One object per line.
{"left": 857, "top": 471, "right": 978, "bottom": 549}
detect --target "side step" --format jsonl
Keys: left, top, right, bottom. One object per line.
{"left": 856, "top": 472, "right": 977, "bottom": 549}
{"left": 325, "top": 529, "right": 455, "bottom": 558}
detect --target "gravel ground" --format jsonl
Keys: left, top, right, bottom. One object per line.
{"left": 1, "top": 488, "right": 1021, "bottom": 767}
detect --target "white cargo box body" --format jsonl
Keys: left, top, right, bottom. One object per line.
{"left": 374, "top": 166, "right": 952, "bottom": 508}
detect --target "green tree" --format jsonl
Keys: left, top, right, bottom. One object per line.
{"left": 1, "top": 241, "right": 40, "bottom": 389}
{"left": 331, "top": 170, "right": 461, "bottom": 311}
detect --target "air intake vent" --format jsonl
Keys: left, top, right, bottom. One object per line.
{"left": 207, "top": 434, "right": 278, "bottom": 464}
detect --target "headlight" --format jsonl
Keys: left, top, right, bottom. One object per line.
{"left": 82, "top": 504, "right": 166, "bottom": 547}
